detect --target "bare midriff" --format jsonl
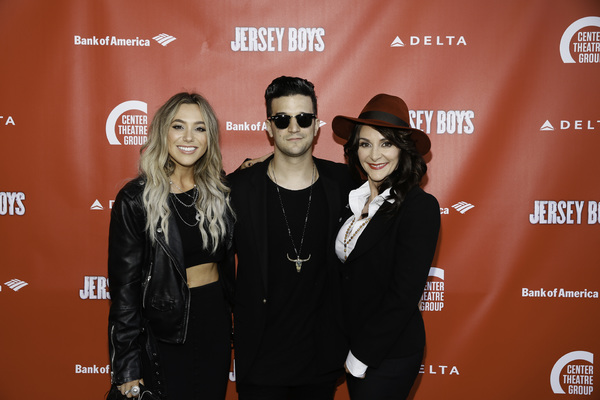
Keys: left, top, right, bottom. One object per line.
{"left": 186, "top": 262, "right": 219, "bottom": 288}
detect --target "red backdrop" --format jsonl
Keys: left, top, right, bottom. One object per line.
{"left": 1, "top": 0, "right": 599, "bottom": 398}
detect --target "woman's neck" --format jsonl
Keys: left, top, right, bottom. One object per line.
{"left": 169, "top": 168, "right": 196, "bottom": 192}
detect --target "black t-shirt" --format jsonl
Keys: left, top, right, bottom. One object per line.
{"left": 247, "top": 178, "right": 329, "bottom": 384}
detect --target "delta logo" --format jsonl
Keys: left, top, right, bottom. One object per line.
{"left": 90, "top": 199, "right": 115, "bottom": 211}
{"left": 540, "top": 119, "right": 599, "bottom": 132}
{"left": 74, "top": 33, "right": 176, "bottom": 47}
{"left": 391, "top": 35, "right": 466, "bottom": 47}
{"left": 560, "top": 17, "right": 600, "bottom": 64}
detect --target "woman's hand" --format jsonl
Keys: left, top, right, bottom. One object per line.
{"left": 239, "top": 153, "right": 272, "bottom": 170}
{"left": 118, "top": 379, "right": 144, "bottom": 398}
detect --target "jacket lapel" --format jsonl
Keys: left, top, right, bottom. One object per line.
{"left": 343, "top": 202, "right": 395, "bottom": 264}
{"left": 247, "top": 160, "right": 271, "bottom": 294}
{"left": 315, "top": 159, "right": 342, "bottom": 246}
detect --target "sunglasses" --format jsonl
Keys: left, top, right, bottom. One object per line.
{"left": 268, "top": 113, "right": 316, "bottom": 129}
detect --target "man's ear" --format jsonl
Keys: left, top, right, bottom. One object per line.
{"left": 313, "top": 119, "right": 320, "bottom": 137}
{"left": 266, "top": 120, "right": 274, "bottom": 138}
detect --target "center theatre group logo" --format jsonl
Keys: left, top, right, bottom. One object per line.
{"left": 551, "top": 351, "right": 594, "bottom": 396}
{"left": 230, "top": 26, "right": 325, "bottom": 52}
{"left": 560, "top": 16, "right": 600, "bottom": 64}
{"left": 420, "top": 267, "right": 445, "bottom": 312}
{"left": 529, "top": 200, "right": 600, "bottom": 225}
{"left": 106, "top": 100, "right": 148, "bottom": 146}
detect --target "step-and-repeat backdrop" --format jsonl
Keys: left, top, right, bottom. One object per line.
{"left": 1, "top": 0, "right": 599, "bottom": 398}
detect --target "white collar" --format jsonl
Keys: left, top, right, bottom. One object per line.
{"left": 348, "top": 181, "right": 395, "bottom": 219}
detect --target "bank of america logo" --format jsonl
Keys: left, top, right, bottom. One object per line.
{"left": 452, "top": 201, "right": 475, "bottom": 214}
{"left": 153, "top": 33, "right": 177, "bottom": 46}
{"left": 4, "top": 279, "right": 29, "bottom": 291}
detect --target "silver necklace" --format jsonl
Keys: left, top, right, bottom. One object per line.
{"left": 271, "top": 162, "right": 315, "bottom": 273}
{"left": 169, "top": 196, "right": 201, "bottom": 227}
{"left": 169, "top": 180, "right": 198, "bottom": 207}
{"left": 169, "top": 181, "right": 200, "bottom": 226}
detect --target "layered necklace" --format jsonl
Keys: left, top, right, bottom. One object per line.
{"left": 169, "top": 180, "right": 201, "bottom": 227}
{"left": 342, "top": 215, "right": 371, "bottom": 261}
{"left": 271, "top": 162, "right": 315, "bottom": 273}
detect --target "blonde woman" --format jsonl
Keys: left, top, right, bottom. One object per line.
{"left": 108, "top": 93, "right": 234, "bottom": 399}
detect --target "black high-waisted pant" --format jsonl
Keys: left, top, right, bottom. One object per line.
{"left": 156, "top": 281, "right": 232, "bottom": 400}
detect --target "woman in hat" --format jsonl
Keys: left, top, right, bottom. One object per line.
{"left": 332, "top": 94, "right": 441, "bottom": 399}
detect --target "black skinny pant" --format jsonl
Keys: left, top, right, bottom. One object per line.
{"left": 156, "top": 282, "right": 232, "bottom": 400}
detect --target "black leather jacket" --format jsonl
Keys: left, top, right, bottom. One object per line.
{"left": 107, "top": 178, "right": 234, "bottom": 385}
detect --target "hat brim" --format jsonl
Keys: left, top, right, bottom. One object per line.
{"left": 332, "top": 115, "right": 431, "bottom": 155}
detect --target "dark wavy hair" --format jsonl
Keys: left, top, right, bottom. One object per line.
{"left": 344, "top": 124, "right": 427, "bottom": 215}
{"left": 264, "top": 76, "right": 318, "bottom": 117}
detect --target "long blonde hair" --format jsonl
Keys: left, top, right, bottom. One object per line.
{"left": 139, "top": 92, "right": 232, "bottom": 252}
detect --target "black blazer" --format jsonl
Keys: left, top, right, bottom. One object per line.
{"left": 341, "top": 186, "right": 440, "bottom": 368}
{"left": 227, "top": 156, "right": 355, "bottom": 383}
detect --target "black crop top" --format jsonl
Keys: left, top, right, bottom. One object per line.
{"left": 169, "top": 191, "right": 225, "bottom": 269}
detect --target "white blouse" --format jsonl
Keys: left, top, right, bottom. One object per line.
{"left": 335, "top": 181, "right": 395, "bottom": 262}
{"left": 335, "top": 181, "right": 395, "bottom": 377}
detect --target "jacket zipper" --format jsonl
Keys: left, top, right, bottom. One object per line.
{"left": 110, "top": 324, "right": 116, "bottom": 382}
{"left": 142, "top": 263, "right": 152, "bottom": 308}
{"left": 157, "top": 239, "right": 190, "bottom": 343}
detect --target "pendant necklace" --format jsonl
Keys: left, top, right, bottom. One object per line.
{"left": 169, "top": 180, "right": 201, "bottom": 227}
{"left": 342, "top": 215, "right": 371, "bottom": 261}
{"left": 271, "top": 162, "right": 315, "bottom": 273}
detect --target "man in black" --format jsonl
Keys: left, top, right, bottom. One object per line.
{"left": 228, "top": 76, "right": 355, "bottom": 399}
